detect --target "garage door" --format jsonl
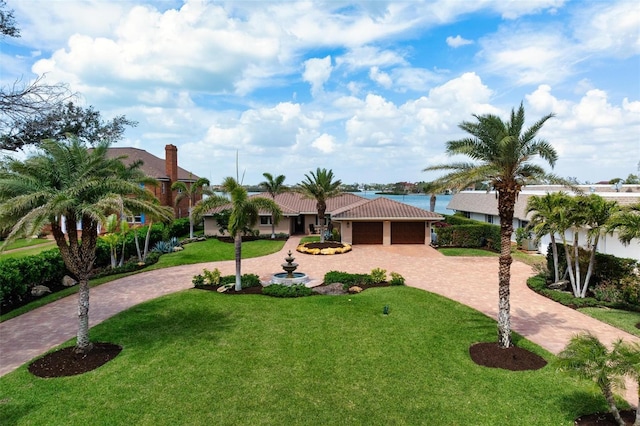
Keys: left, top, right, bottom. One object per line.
{"left": 352, "top": 222, "right": 383, "bottom": 244}
{"left": 391, "top": 222, "right": 425, "bottom": 244}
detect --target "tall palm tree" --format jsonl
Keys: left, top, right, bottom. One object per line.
{"left": 422, "top": 181, "right": 439, "bottom": 212}
{"left": 259, "top": 172, "right": 287, "bottom": 238}
{"left": 557, "top": 333, "right": 626, "bottom": 426}
{"left": 296, "top": 168, "right": 342, "bottom": 243}
{"left": 526, "top": 192, "right": 568, "bottom": 283}
{"left": 424, "top": 102, "right": 558, "bottom": 349}
{"left": 580, "top": 194, "right": 620, "bottom": 297}
{"left": 193, "top": 176, "right": 281, "bottom": 291}
{"left": 0, "top": 137, "right": 173, "bottom": 353}
{"left": 171, "top": 177, "right": 211, "bottom": 239}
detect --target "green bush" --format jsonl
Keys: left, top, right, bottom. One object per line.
{"left": 219, "top": 273, "right": 261, "bottom": 289}
{"left": 0, "top": 248, "right": 67, "bottom": 306}
{"left": 389, "top": 272, "right": 406, "bottom": 286}
{"left": 323, "top": 271, "right": 372, "bottom": 287}
{"left": 435, "top": 219, "right": 500, "bottom": 251}
{"left": 168, "top": 218, "right": 191, "bottom": 238}
{"left": 203, "top": 268, "right": 221, "bottom": 286}
{"left": 262, "top": 284, "right": 313, "bottom": 298}
{"left": 370, "top": 268, "right": 387, "bottom": 284}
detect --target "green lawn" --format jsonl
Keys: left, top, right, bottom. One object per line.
{"left": 438, "top": 247, "right": 499, "bottom": 257}
{"left": 1, "top": 237, "right": 54, "bottom": 251}
{"left": 578, "top": 307, "right": 640, "bottom": 337}
{"left": 0, "top": 287, "right": 612, "bottom": 425}
{"left": 0, "top": 241, "right": 57, "bottom": 260}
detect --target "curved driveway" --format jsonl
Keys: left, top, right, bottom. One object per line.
{"left": 1, "top": 236, "right": 638, "bottom": 404}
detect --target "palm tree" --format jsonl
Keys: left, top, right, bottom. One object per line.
{"left": 193, "top": 176, "right": 281, "bottom": 291}
{"left": 526, "top": 192, "right": 568, "bottom": 283}
{"left": 296, "top": 168, "right": 342, "bottom": 243}
{"left": 580, "top": 194, "right": 620, "bottom": 297}
{"left": 0, "top": 137, "right": 173, "bottom": 353}
{"left": 611, "top": 339, "right": 640, "bottom": 426}
{"left": 424, "top": 102, "right": 558, "bottom": 349}
{"left": 171, "top": 177, "right": 211, "bottom": 239}
{"left": 259, "top": 172, "right": 287, "bottom": 238}
{"left": 608, "top": 202, "right": 640, "bottom": 246}
{"left": 557, "top": 333, "right": 626, "bottom": 426}
{"left": 422, "top": 181, "right": 439, "bottom": 212}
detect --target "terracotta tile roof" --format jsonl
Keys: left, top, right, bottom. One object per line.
{"left": 203, "top": 192, "right": 442, "bottom": 220}
{"left": 331, "top": 197, "right": 443, "bottom": 220}
{"left": 103, "top": 147, "right": 199, "bottom": 182}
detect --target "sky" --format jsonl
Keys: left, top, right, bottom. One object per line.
{"left": 1, "top": 0, "right": 639, "bottom": 187}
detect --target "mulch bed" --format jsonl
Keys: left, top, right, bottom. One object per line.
{"left": 28, "top": 343, "right": 122, "bottom": 378}
{"left": 469, "top": 342, "right": 547, "bottom": 371}
{"left": 574, "top": 410, "right": 637, "bottom": 425}
{"left": 299, "top": 242, "right": 347, "bottom": 250}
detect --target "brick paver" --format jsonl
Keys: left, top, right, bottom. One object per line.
{"left": 1, "top": 236, "right": 637, "bottom": 405}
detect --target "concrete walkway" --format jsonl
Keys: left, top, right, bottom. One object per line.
{"left": 1, "top": 236, "right": 638, "bottom": 404}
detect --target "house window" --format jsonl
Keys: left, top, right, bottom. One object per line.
{"left": 161, "top": 183, "right": 166, "bottom": 194}
{"left": 520, "top": 220, "right": 529, "bottom": 228}
{"left": 127, "top": 214, "right": 143, "bottom": 224}
{"left": 462, "top": 211, "right": 471, "bottom": 219}
{"left": 485, "top": 215, "right": 494, "bottom": 224}
{"left": 260, "top": 216, "right": 273, "bottom": 225}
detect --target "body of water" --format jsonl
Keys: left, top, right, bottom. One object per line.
{"left": 358, "top": 192, "right": 453, "bottom": 215}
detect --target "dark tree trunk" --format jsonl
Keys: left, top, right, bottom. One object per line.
{"left": 234, "top": 234, "right": 242, "bottom": 291}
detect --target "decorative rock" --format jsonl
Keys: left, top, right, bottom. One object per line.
{"left": 173, "top": 246, "right": 184, "bottom": 252}
{"left": 348, "top": 286, "right": 363, "bottom": 294}
{"left": 312, "top": 283, "right": 346, "bottom": 295}
{"left": 217, "top": 284, "right": 234, "bottom": 293}
{"left": 62, "top": 275, "right": 77, "bottom": 287}
{"left": 548, "top": 280, "right": 569, "bottom": 291}
{"left": 31, "top": 285, "right": 51, "bottom": 296}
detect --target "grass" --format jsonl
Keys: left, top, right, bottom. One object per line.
{"left": 577, "top": 307, "right": 640, "bottom": 337}
{"left": 438, "top": 247, "right": 499, "bottom": 257}
{"left": 0, "top": 287, "right": 613, "bottom": 425}
{"left": 0, "top": 237, "right": 54, "bottom": 251}
{"left": 0, "top": 242, "right": 57, "bottom": 260}
{"left": 0, "top": 239, "right": 285, "bottom": 323}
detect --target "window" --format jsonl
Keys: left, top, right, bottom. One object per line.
{"left": 260, "top": 216, "right": 273, "bottom": 225}
{"left": 520, "top": 220, "right": 529, "bottom": 228}
{"left": 161, "top": 183, "right": 166, "bottom": 194}
{"left": 485, "top": 214, "right": 494, "bottom": 224}
{"left": 127, "top": 214, "right": 143, "bottom": 224}
{"left": 463, "top": 211, "right": 471, "bottom": 219}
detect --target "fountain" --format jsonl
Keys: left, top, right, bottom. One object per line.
{"left": 270, "top": 250, "right": 309, "bottom": 286}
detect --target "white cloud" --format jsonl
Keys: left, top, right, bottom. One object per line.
{"left": 369, "top": 66, "right": 393, "bottom": 89}
{"left": 303, "top": 56, "right": 333, "bottom": 97}
{"left": 446, "top": 35, "right": 473, "bottom": 48}
{"left": 311, "top": 133, "right": 337, "bottom": 153}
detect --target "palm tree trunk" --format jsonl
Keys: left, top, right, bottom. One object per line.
{"left": 75, "top": 278, "right": 94, "bottom": 354}
{"left": 573, "top": 231, "right": 582, "bottom": 297}
{"left": 582, "top": 234, "right": 599, "bottom": 298}
{"left": 271, "top": 214, "right": 276, "bottom": 239}
{"left": 234, "top": 234, "right": 242, "bottom": 291}
{"left": 189, "top": 200, "right": 194, "bottom": 239}
{"left": 497, "top": 188, "right": 515, "bottom": 349}
{"left": 134, "top": 230, "right": 142, "bottom": 261}
{"left": 603, "top": 383, "right": 626, "bottom": 426}
{"left": 143, "top": 221, "right": 153, "bottom": 261}
{"left": 430, "top": 193, "right": 436, "bottom": 212}
{"left": 550, "top": 236, "right": 560, "bottom": 283}
{"left": 318, "top": 204, "right": 326, "bottom": 243}
{"left": 561, "top": 236, "right": 579, "bottom": 296}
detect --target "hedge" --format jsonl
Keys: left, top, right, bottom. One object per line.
{"left": 0, "top": 248, "right": 68, "bottom": 307}
{"left": 435, "top": 221, "right": 500, "bottom": 251}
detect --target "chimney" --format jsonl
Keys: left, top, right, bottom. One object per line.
{"left": 165, "top": 144, "right": 178, "bottom": 184}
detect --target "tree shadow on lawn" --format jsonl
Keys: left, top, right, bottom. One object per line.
{"left": 28, "top": 298, "right": 235, "bottom": 378}
{"left": 559, "top": 390, "right": 635, "bottom": 426}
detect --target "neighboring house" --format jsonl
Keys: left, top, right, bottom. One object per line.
{"left": 447, "top": 185, "right": 640, "bottom": 261}
{"left": 103, "top": 144, "right": 201, "bottom": 223}
{"left": 203, "top": 192, "right": 443, "bottom": 245}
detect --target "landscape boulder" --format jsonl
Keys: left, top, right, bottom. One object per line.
{"left": 31, "top": 285, "right": 51, "bottom": 297}
{"left": 62, "top": 275, "right": 77, "bottom": 287}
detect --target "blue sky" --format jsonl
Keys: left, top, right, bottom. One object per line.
{"left": 1, "top": 0, "right": 639, "bottom": 186}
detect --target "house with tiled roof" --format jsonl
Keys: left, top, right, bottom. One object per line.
{"left": 103, "top": 144, "right": 201, "bottom": 223}
{"left": 203, "top": 192, "right": 443, "bottom": 245}
{"left": 447, "top": 185, "right": 640, "bottom": 261}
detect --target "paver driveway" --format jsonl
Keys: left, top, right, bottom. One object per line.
{"left": 1, "top": 236, "right": 638, "bottom": 404}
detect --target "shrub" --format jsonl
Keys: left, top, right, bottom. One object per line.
{"left": 323, "top": 271, "right": 372, "bottom": 287}
{"left": 152, "top": 237, "right": 180, "bottom": 254}
{"left": 370, "top": 268, "right": 387, "bottom": 284}
{"left": 262, "top": 284, "right": 313, "bottom": 298}
{"left": 168, "top": 218, "right": 191, "bottom": 238}
{"left": 0, "top": 248, "right": 67, "bottom": 307}
{"left": 389, "top": 272, "right": 406, "bottom": 286}
{"left": 192, "top": 274, "right": 205, "bottom": 287}
{"left": 435, "top": 217, "right": 500, "bottom": 251}
{"left": 203, "top": 268, "right": 221, "bottom": 286}
{"left": 219, "top": 273, "right": 261, "bottom": 289}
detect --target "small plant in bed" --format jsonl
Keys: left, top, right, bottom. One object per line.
{"left": 193, "top": 271, "right": 263, "bottom": 294}
{"left": 262, "top": 283, "right": 313, "bottom": 298}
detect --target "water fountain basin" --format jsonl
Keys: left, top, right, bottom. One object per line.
{"left": 271, "top": 272, "right": 310, "bottom": 286}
